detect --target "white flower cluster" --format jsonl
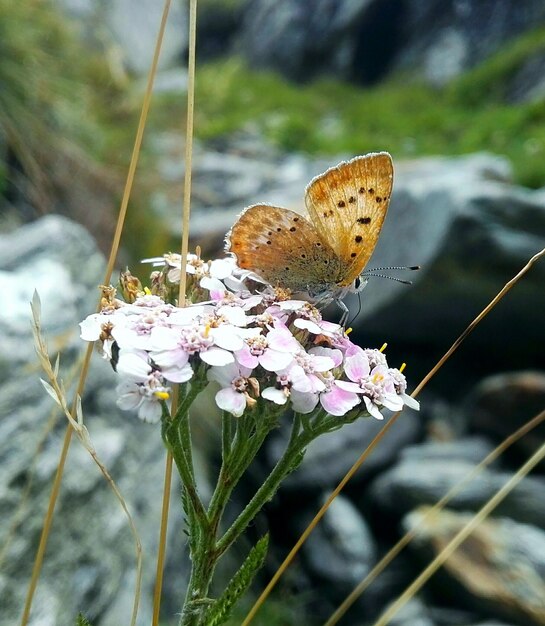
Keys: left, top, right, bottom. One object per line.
{"left": 80, "top": 254, "right": 419, "bottom": 423}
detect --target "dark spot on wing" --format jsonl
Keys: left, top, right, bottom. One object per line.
{"left": 348, "top": 196, "right": 356, "bottom": 204}
{"left": 355, "top": 235, "right": 363, "bottom": 243}
{"left": 338, "top": 200, "right": 346, "bottom": 208}
{"left": 357, "top": 217, "right": 372, "bottom": 225}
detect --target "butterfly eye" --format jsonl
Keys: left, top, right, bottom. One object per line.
{"left": 354, "top": 277, "right": 362, "bottom": 290}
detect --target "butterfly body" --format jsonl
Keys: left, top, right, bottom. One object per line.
{"left": 226, "top": 152, "right": 393, "bottom": 306}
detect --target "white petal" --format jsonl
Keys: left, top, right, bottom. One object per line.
{"left": 211, "top": 326, "right": 244, "bottom": 351}
{"left": 293, "top": 318, "right": 323, "bottom": 334}
{"left": 162, "top": 362, "right": 194, "bottom": 383}
{"left": 117, "top": 351, "right": 151, "bottom": 382}
{"left": 402, "top": 393, "right": 420, "bottom": 410}
{"left": 290, "top": 389, "right": 318, "bottom": 414}
{"left": 362, "top": 396, "right": 384, "bottom": 420}
{"left": 262, "top": 387, "right": 288, "bottom": 405}
{"left": 259, "top": 349, "right": 293, "bottom": 372}
{"left": 209, "top": 258, "right": 235, "bottom": 279}
{"left": 207, "top": 362, "right": 240, "bottom": 386}
{"left": 217, "top": 306, "right": 248, "bottom": 327}
{"left": 138, "top": 398, "right": 162, "bottom": 423}
{"left": 200, "top": 347, "right": 234, "bottom": 366}
{"left": 216, "top": 388, "right": 246, "bottom": 417}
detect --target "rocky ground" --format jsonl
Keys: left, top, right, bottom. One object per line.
{"left": 1, "top": 134, "right": 545, "bottom": 625}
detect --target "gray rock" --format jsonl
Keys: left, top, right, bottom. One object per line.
{"left": 240, "top": 0, "right": 545, "bottom": 89}
{"left": 369, "top": 456, "right": 545, "bottom": 530}
{"left": 466, "top": 371, "right": 545, "bottom": 470}
{"left": 403, "top": 507, "right": 545, "bottom": 625}
{"left": 0, "top": 215, "right": 104, "bottom": 365}
{"left": 270, "top": 409, "right": 423, "bottom": 491}
{"left": 0, "top": 215, "right": 203, "bottom": 625}
{"left": 400, "top": 437, "right": 496, "bottom": 467}
{"left": 302, "top": 494, "right": 376, "bottom": 588}
{"left": 56, "top": 0, "right": 188, "bottom": 75}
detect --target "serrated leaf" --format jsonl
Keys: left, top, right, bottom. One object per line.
{"left": 204, "top": 534, "right": 269, "bottom": 626}
{"left": 75, "top": 613, "right": 92, "bottom": 626}
{"left": 40, "top": 379, "right": 61, "bottom": 406}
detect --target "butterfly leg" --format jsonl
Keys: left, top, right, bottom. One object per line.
{"left": 335, "top": 298, "right": 350, "bottom": 328}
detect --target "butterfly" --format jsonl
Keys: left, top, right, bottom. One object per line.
{"left": 226, "top": 152, "right": 393, "bottom": 321}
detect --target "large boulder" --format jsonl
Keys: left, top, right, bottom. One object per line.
{"left": 404, "top": 507, "right": 545, "bottom": 625}
{"left": 240, "top": 0, "right": 545, "bottom": 88}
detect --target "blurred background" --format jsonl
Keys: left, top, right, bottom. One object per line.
{"left": 1, "top": 1, "right": 545, "bottom": 625}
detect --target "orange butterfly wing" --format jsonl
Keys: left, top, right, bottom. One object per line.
{"left": 226, "top": 204, "right": 343, "bottom": 294}
{"left": 305, "top": 152, "right": 393, "bottom": 286}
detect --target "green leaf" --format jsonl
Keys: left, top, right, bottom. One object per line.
{"left": 204, "top": 534, "right": 269, "bottom": 626}
{"left": 75, "top": 613, "right": 93, "bottom": 626}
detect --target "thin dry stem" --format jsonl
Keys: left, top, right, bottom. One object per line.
{"left": 242, "top": 246, "right": 545, "bottom": 624}
{"left": 177, "top": 0, "right": 198, "bottom": 307}
{"left": 153, "top": 1, "right": 198, "bottom": 621}
{"left": 324, "top": 407, "right": 545, "bottom": 626}
{"left": 372, "top": 437, "right": 545, "bottom": 626}
{"left": 152, "top": 452, "right": 175, "bottom": 625}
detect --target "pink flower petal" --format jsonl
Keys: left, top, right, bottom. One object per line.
{"left": 335, "top": 380, "right": 362, "bottom": 393}
{"left": 235, "top": 345, "right": 259, "bottom": 369}
{"left": 310, "top": 346, "right": 343, "bottom": 367}
{"left": 344, "top": 352, "right": 370, "bottom": 382}
{"left": 216, "top": 388, "right": 246, "bottom": 417}
{"left": 267, "top": 327, "right": 300, "bottom": 353}
{"left": 290, "top": 390, "right": 319, "bottom": 414}
{"left": 320, "top": 386, "right": 360, "bottom": 417}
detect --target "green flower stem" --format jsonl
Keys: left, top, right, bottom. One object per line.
{"left": 215, "top": 413, "right": 308, "bottom": 558}
{"left": 162, "top": 378, "right": 209, "bottom": 533}
{"left": 178, "top": 407, "right": 277, "bottom": 626}
{"left": 208, "top": 406, "right": 279, "bottom": 535}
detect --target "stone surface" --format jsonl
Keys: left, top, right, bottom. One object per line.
{"left": 400, "top": 437, "right": 497, "bottom": 467}
{"left": 0, "top": 215, "right": 198, "bottom": 626}
{"left": 240, "top": 0, "right": 545, "bottom": 90}
{"left": 301, "top": 494, "right": 376, "bottom": 589}
{"left": 269, "top": 410, "right": 423, "bottom": 492}
{"left": 369, "top": 455, "right": 545, "bottom": 530}
{"left": 466, "top": 371, "right": 545, "bottom": 470}
{"left": 57, "top": 0, "right": 188, "bottom": 75}
{"left": 404, "top": 507, "right": 545, "bottom": 625}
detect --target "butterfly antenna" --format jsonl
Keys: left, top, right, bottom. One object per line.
{"left": 364, "top": 272, "right": 414, "bottom": 285}
{"left": 364, "top": 265, "right": 420, "bottom": 273}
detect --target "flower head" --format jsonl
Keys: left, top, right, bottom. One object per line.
{"left": 81, "top": 251, "right": 419, "bottom": 423}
